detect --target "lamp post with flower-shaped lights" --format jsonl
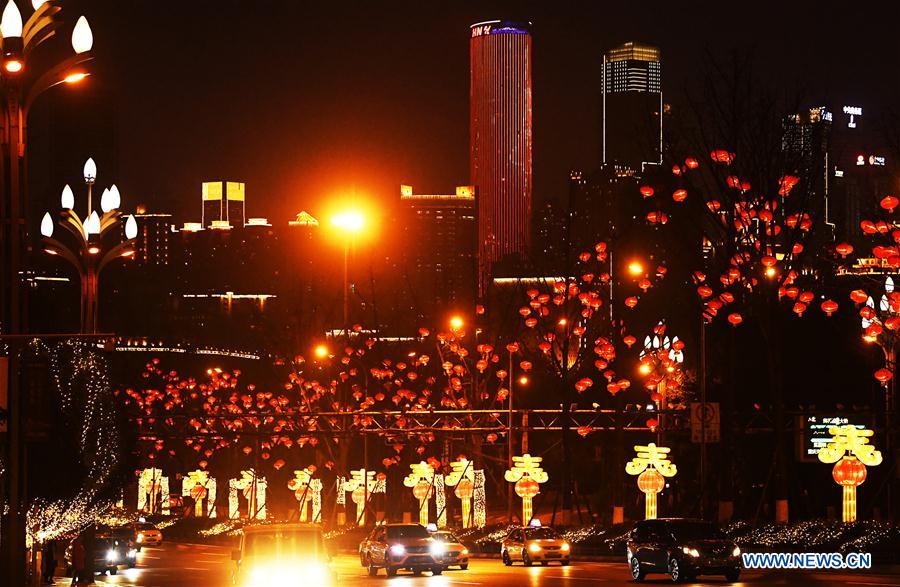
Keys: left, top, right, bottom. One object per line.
{"left": 39, "top": 159, "right": 137, "bottom": 333}
{"left": 818, "top": 424, "right": 883, "bottom": 523}
{"left": 0, "top": 3, "right": 93, "bottom": 582}
{"left": 638, "top": 322, "right": 685, "bottom": 444}
{"left": 626, "top": 443, "right": 677, "bottom": 520}
{"left": 860, "top": 277, "right": 898, "bottom": 455}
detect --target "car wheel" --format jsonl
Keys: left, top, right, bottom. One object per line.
{"left": 109, "top": 567, "right": 118, "bottom": 576}
{"left": 502, "top": 551, "right": 512, "bottom": 566}
{"left": 540, "top": 561, "right": 547, "bottom": 566}
{"left": 725, "top": 568, "right": 741, "bottom": 582}
{"left": 460, "top": 563, "right": 469, "bottom": 570}
{"left": 432, "top": 566, "right": 443, "bottom": 575}
{"left": 630, "top": 557, "right": 646, "bottom": 582}
{"left": 413, "top": 568, "right": 422, "bottom": 576}
{"left": 523, "top": 552, "right": 533, "bottom": 567}
{"left": 386, "top": 565, "right": 398, "bottom": 577}
{"left": 561, "top": 559, "right": 570, "bottom": 567}
{"left": 668, "top": 558, "right": 682, "bottom": 583}
{"left": 366, "top": 557, "right": 379, "bottom": 577}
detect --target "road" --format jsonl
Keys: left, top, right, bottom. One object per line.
{"left": 67, "top": 543, "right": 900, "bottom": 586}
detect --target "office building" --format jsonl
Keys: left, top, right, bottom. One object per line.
{"left": 201, "top": 181, "right": 246, "bottom": 228}
{"left": 399, "top": 185, "right": 476, "bottom": 322}
{"left": 131, "top": 206, "right": 173, "bottom": 266}
{"left": 601, "top": 41, "right": 663, "bottom": 171}
{"left": 470, "top": 20, "right": 533, "bottom": 296}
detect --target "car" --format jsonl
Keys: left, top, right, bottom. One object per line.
{"left": 429, "top": 530, "right": 469, "bottom": 570}
{"left": 626, "top": 518, "right": 741, "bottom": 582}
{"left": 359, "top": 523, "right": 445, "bottom": 577}
{"left": 232, "top": 523, "right": 334, "bottom": 586}
{"left": 132, "top": 521, "right": 162, "bottom": 548}
{"left": 501, "top": 525, "right": 571, "bottom": 566}
{"left": 65, "top": 534, "right": 137, "bottom": 576}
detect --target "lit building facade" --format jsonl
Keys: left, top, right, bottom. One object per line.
{"left": 470, "top": 20, "right": 533, "bottom": 296}
{"left": 399, "top": 185, "right": 476, "bottom": 323}
{"left": 202, "top": 181, "right": 246, "bottom": 228}
{"left": 602, "top": 41, "right": 663, "bottom": 171}
{"left": 132, "top": 210, "right": 173, "bottom": 266}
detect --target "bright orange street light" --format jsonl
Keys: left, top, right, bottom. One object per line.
{"left": 628, "top": 261, "right": 644, "bottom": 276}
{"left": 331, "top": 210, "right": 365, "bottom": 233}
{"left": 449, "top": 315, "right": 464, "bottom": 331}
{"left": 518, "top": 375, "right": 529, "bottom": 386}
{"left": 314, "top": 345, "right": 329, "bottom": 359}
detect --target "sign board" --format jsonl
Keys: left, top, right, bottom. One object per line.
{"left": 690, "top": 402, "right": 720, "bottom": 443}
{"left": 798, "top": 415, "right": 866, "bottom": 462}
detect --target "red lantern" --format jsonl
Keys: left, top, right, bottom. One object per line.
{"left": 352, "top": 486, "right": 366, "bottom": 504}
{"left": 672, "top": 189, "right": 688, "bottom": 202}
{"left": 639, "top": 185, "right": 654, "bottom": 198}
{"left": 455, "top": 479, "right": 474, "bottom": 500}
{"left": 625, "top": 296, "right": 639, "bottom": 308}
{"left": 835, "top": 243, "right": 854, "bottom": 258}
{"left": 832, "top": 457, "right": 867, "bottom": 487}
{"left": 190, "top": 484, "right": 207, "bottom": 501}
{"left": 727, "top": 313, "right": 743, "bottom": 327}
{"left": 636, "top": 469, "right": 665, "bottom": 494}
{"left": 850, "top": 290, "right": 869, "bottom": 304}
{"left": 515, "top": 476, "right": 540, "bottom": 498}
{"left": 820, "top": 300, "right": 838, "bottom": 316}
{"left": 874, "top": 368, "right": 893, "bottom": 383}
{"left": 880, "top": 196, "right": 899, "bottom": 213}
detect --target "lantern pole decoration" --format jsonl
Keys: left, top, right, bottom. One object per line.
{"left": 403, "top": 461, "right": 435, "bottom": 527}
{"left": 231, "top": 469, "right": 266, "bottom": 520}
{"left": 504, "top": 454, "right": 548, "bottom": 525}
{"left": 626, "top": 443, "right": 677, "bottom": 520}
{"left": 445, "top": 457, "right": 476, "bottom": 529}
{"left": 343, "top": 469, "right": 378, "bottom": 527}
{"left": 818, "top": 424, "right": 882, "bottom": 522}
{"left": 287, "top": 466, "right": 317, "bottom": 522}
{"left": 183, "top": 469, "right": 211, "bottom": 518}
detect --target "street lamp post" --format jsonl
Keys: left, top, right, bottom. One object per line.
{"left": 0, "top": 3, "right": 94, "bottom": 583}
{"left": 330, "top": 210, "right": 364, "bottom": 330}
{"left": 40, "top": 159, "right": 136, "bottom": 333}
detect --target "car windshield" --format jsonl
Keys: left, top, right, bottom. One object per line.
{"left": 135, "top": 523, "right": 157, "bottom": 531}
{"left": 668, "top": 521, "right": 724, "bottom": 541}
{"left": 243, "top": 529, "right": 327, "bottom": 559}
{"left": 432, "top": 532, "right": 459, "bottom": 542}
{"left": 524, "top": 528, "right": 559, "bottom": 540}
{"left": 386, "top": 525, "right": 430, "bottom": 539}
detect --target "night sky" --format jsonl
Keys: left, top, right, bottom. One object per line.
{"left": 29, "top": 0, "right": 900, "bottom": 224}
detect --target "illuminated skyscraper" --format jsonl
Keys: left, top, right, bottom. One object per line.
{"left": 132, "top": 208, "right": 173, "bottom": 266}
{"left": 201, "top": 181, "right": 246, "bottom": 228}
{"left": 601, "top": 41, "right": 663, "bottom": 171}
{"left": 470, "top": 20, "right": 533, "bottom": 295}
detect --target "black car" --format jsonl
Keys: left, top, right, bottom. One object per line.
{"left": 627, "top": 518, "right": 741, "bottom": 582}
{"left": 65, "top": 533, "right": 137, "bottom": 576}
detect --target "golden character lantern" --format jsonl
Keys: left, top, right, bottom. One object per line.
{"left": 445, "top": 458, "right": 477, "bottom": 528}
{"left": 626, "top": 443, "right": 677, "bottom": 520}
{"left": 186, "top": 470, "right": 209, "bottom": 518}
{"left": 403, "top": 461, "right": 436, "bottom": 527}
{"left": 504, "top": 454, "right": 548, "bottom": 524}
{"left": 287, "top": 466, "right": 317, "bottom": 522}
{"left": 818, "top": 424, "right": 882, "bottom": 522}
{"left": 343, "top": 469, "right": 377, "bottom": 526}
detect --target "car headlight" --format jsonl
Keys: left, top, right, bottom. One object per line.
{"left": 528, "top": 543, "right": 542, "bottom": 553}
{"left": 430, "top": 542, "right": 446, "bottom": 555}
{"left": 461, "top": 548, "right": 469, "bottom": 556}
{"left": 106, "top": 549, "right": 119, "bottom": 562}
{"left": 127, "top": 549, "right": 137, "bottom": 559}
{"left": 136, "top": 534, "right": 144, "bottom": 543}
{"left": 389, "top": 544, "right": 406, "bottom": 556}
{"left": 732, "top": 546, "right": 741, "bottom": 557}
{"left": 681, "top": 546, "right": 699, "bottom": 558}
{"left": 561, "top": 543, "right": 571, "bottom": 552}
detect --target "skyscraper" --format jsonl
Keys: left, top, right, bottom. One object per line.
{"left": 470, "top": 20, "right": 533, "bottom": 296}
{"left": 201, "top": 181, "right": 246, "bottom": 228}
{"left": 601, "top": 41, "right": 663, "bottom": 171}
{"left": 400, "top": 185, "right": 476, "bottom": 323}
{"left": 131, "top": 207, "right": 173, "bottom": 267}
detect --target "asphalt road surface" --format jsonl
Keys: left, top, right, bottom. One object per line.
{"left": 66, "top": 543, "right": 900, "bottom": 586}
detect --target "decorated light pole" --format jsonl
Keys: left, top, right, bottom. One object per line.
{"left": 404, "top": 461, "right": 435, "bottom": 527}
{"left": 504, "top": 454, "right": 548, "bottom": 524}
{"left": 288, "top": 466, "right": 321, "bottom": 522}
{"left": 818, "top": 424, "right": 883, "bottom": 522}
{"left": 40, "top": 159, "right": 137, "bottom": 333}
{"left": 445, "top": 458, "right": 475, "bottom": 528}
{"left": 626, "top": 443, "right": 677, "bottom": 520}
{"left": 343, "top": 469, "right": 379, "bottom": 526}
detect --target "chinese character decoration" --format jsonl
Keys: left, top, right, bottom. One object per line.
{"left": 288, "top": 466, "right": 322, "bottom": 522}
{"left": 229, "top": 469, "right": 266, "bottom": 520}
{"left": 445, "top": 458, "right": 477, "bottom": 528}
{"left": 182, "top": 469, "right": 216, "bottom": 518}
{"left": 504, "top": 454, "right": 548, "bottom": 525}
{"left": 343, "top": 469, "right": 383, "bottom": 526}
{"left": 818, "top": 425, "right": 882, "bottom": 522}
{"left": 626, "top": 443, "right": 677, "bottom": 520}
{"left": 403, "top": 461, "right": 436, "bottom": 527}
{"left": 138, "top": 468, "right": 169, "bottom": 515}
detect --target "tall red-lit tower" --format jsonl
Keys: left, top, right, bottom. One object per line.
{"left": 470, "top": 20, "right": 533, "bottom": 296}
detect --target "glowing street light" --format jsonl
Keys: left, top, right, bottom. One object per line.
{"left": 449, "top": 315, "right": 464, "bottom": 331}
{"left": 331, "top": 208, "right": 366, "bottom": 328}
{"left": 626, "top": 443, "right": 677, "bottom": 519}
{"left": 314, "top": 344, "right": 329, "bottom": 359}
{"left": 331, "top": 209, "right": 365, "bottom": 233}
{"left": 628, "top": 261, "right": 644, "bottom": 276}
{"left": 818, "top": 425, "right": 882, "bottom": 522}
